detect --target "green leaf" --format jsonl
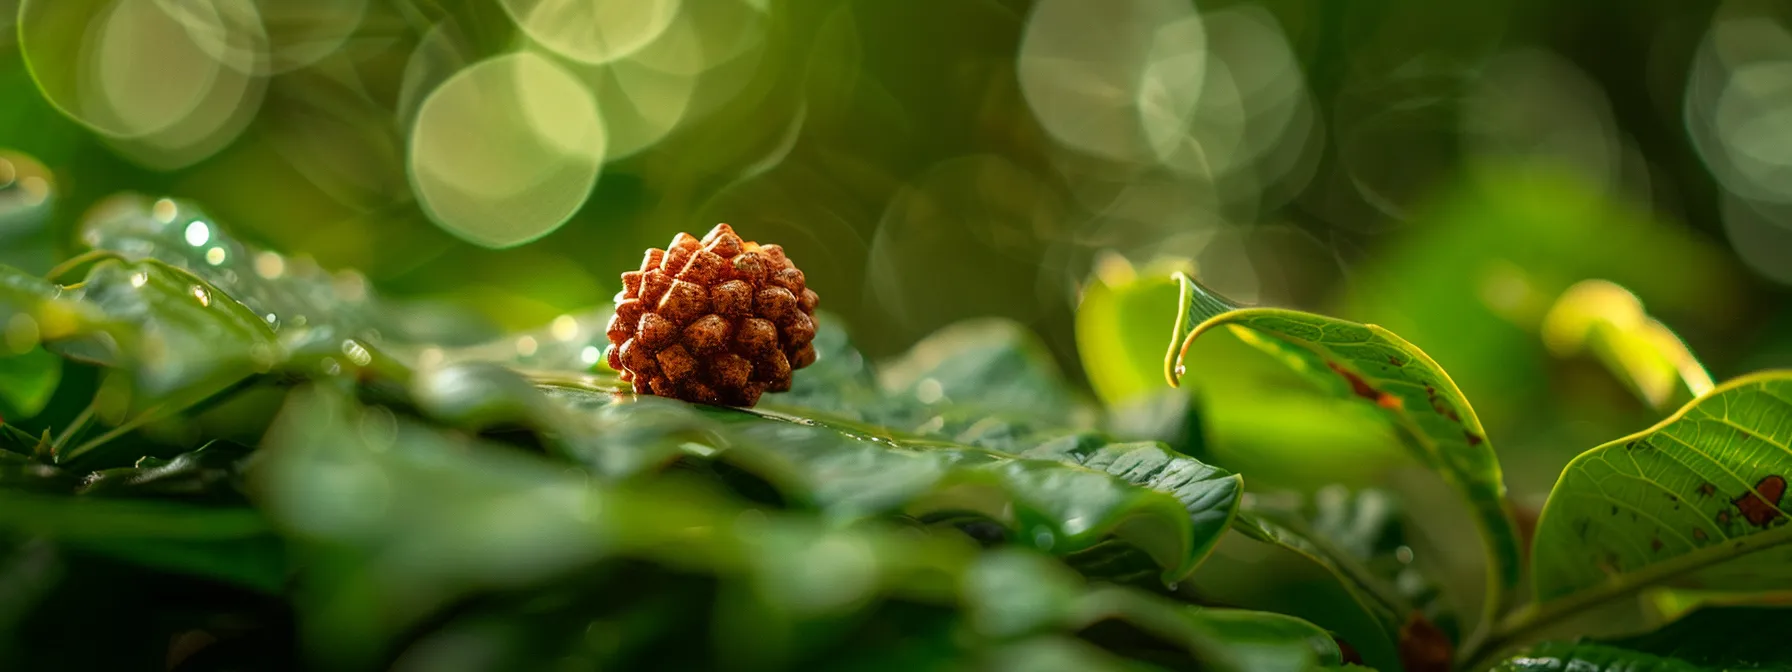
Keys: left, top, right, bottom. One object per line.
{"left": 0, "top": 346, "right": 60, "bottom": 418}
{"left": 879, "top": 317, "right": 1097, "bottom": 429}
{"left": 0, "top": 490, "right": 283, "bottom": 591}
{"left": 1, "top": 259, "right": 278, "bottom": 418}
{"left": 1491, "top": 607, "right": 1792, "bottom": 671}
{"left": 1541, "top": 280, "right": 1713, "bottom": 412}
{"left": 1166, "top": 272, "right": 1523, "bottom": 632}
{"left": 1528, "top": 371, "right": 1792, "bottom": 604}
{"left": 1231, "top": 509, "right": 1410, "bottom": 645}
{"left": 529, "top": 375, "right": 1240, "bottom": 586}
{"left": 75, "top": 196, "right": 391, "bottom": 347}
{"left": 250, "top": 386, "right": 1321, "bottom": 671}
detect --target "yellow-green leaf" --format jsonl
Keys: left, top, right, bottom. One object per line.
{"left": 1541, "top": 279, "right": 1713, "bottom": 412}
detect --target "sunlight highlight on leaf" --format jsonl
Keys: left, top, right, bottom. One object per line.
{"left": 1541, "top": 279, "right": 1713, "bottom": 412}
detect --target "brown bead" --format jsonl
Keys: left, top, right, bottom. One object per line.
{"left": 615, "top": 298, "right": 645, "bottom": 326}
{"left": 606, "top": 226, "right": 818, "bottom": 407}
{"left": 706, "top": 231, "right": 743, "bottom": 258}
{"left": 737, "top": 318, "right": 778, "bottom": 355}
{"left": 711, "top": 353, "right": 751, "bottom": 389}
{"left": 770, "top": 267, "right": 805, "bottom": 293}
{"left": 711, "top": 280, "right": 753, "bottom": 316}
{"left": 605, "top": 312, "right": 634, "bottom": 344}
{"left": 640, "top": 270, "right": 672, "bottom": 304}
{"left": 683, "top": 314, "right": 730, "bottom": 353}
{"left": 640, "top": 248, "right": 665, "bottom": 272}
{"left": 636, "top": 312, "right": 677, "bottom": 348}
{"left": 649, "top": 376, "right": 675, "bottom": 396}
{"left": 680, "top": 248, "right": 727, "bottom": 285}
{"left": 755, "top": 287, "right": 798, "bottom": 324}
{"left": 738, "top": 383, "right": 766, "bottom": 406}
{"left": 759, "top": 244, "right": 791, "bottom": 270}
{"left": 782, "top": 312, "right": 815, "bottom": 348}
{"left": 685, "top": 381, "right": 720, "bottom": 404}
{"left": 655, "top": 344, "right": 697, "bottom": 381}
{"left": 657, "top": 280, "right": 709, "bottom": 323}
{"left": 731, "top": 252, "right": 766, "bottom": 284}
{"left": 792, "top": 341, "right": 817, "bottom": 368}
{"left": 663, "top": 233, "right": 700, "bottom": 272}
{"left": 701, "top": 223, "right": 738, "bottom": 246}
{"left": 619, "top": 338, "right": 653, "bottom": 373}
{"left": 759, "top": 349, "right": 792, "bottom": 391}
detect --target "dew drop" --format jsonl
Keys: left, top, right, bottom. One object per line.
{"left": 1173, "top": 363, "right": 1187, "bottom": 378}
{"left": 184, "top": 221, "right": 211, "bottom": 247}
{"left": 341, "top": 339, "right": 373, "bottom": 367}
{"left": 320, "top": 356, "right": 342, "bottom": 376}
{"left": 191, "top": 285, "right": 211, "bottom": 306}
{"left": 129, "top": 272, "right": 148, "bottom": 288}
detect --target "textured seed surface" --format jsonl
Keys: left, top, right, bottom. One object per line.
{"left": 604, "top": 223, "right": 819, "bottom": 406}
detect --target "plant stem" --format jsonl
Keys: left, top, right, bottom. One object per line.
{"left": 58, "top": 404, "right": 166, "bottom": 464}
{"left": 44, "top": 249, "right": 124, "bottom": 284}
{"left": 49, "top": 403, "right": 96, "bottom": 456}
{"left": 1459, "top": 523, "right": 1792, "bottom": 671}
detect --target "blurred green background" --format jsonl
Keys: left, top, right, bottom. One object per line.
{"left": 2, "top": 0, "right": 1791, "bottom": 507}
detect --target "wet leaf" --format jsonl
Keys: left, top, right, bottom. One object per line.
{"left": 1, "top": 258, "right": 279, "bottom": 421}
{"left": 1167, "top": 272, "right": 1522, "bottom": 631}
{"left": 530, "top": 376, "right": 1240, "bottom": 585}
{"left": 250, "top": 387, "right": 1322, "bottom": 671}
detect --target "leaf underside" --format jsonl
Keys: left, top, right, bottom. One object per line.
{"left": 1530, "top": 371, "right": 1792, "bottom": 603}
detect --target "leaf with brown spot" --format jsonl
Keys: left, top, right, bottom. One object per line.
{"left": 1733, "top": 475, "right": 1787, "bottom": 528}
{"left": 1530, "top": 372, "right": 1792, "bottom": 612}
{"left": 1165, "top": 273, "right": 1522, "bottom": 634}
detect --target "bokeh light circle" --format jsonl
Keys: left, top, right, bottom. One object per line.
{"left": 409, "top": 52, "right": 608, "bottom": 249}
{"left": 499, "top": 0, "right": 681, "bottom": 65}
{"left": 153, "top": 0, "right": 368, "bottom": 75}
{"left": 1017, "top": 0, "right": 1207, "bottom": 164}
{"left": 20, "top": 0, "right": 226, "bottom": 138}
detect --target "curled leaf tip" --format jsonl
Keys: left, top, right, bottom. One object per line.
{"left": 1163, "top": 272, "right": 1240, "bottom": 388}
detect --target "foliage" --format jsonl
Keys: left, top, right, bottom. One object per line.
{"left": 0, "top": 198, "right": 1785, "bottom": 671}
